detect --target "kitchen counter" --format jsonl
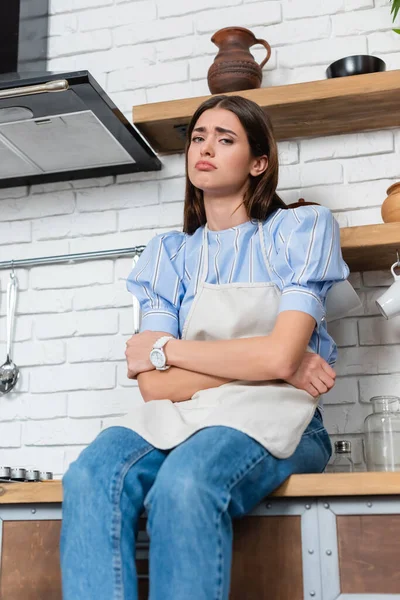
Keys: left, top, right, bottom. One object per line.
{"left": 1, "top": 472, "right": 400, "bottom": 504}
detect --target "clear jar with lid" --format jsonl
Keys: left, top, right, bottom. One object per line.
{"left": 363, "top": 395, "right": 400, "bottom": 472}
{"left": 326, "top": 441, "right": 354, "bottom": 473}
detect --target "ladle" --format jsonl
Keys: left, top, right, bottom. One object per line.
{"left": 0, "top": 271, "right": 19, "bottom": 394}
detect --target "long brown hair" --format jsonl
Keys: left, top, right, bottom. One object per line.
{"left": 183, "top": 95, "right": 287, "bottom": 234}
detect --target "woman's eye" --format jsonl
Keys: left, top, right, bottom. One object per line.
{"left": 191, "top": 136, "right": 233, "bottom": 144}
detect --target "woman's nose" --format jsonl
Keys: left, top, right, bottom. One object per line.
{"left": 200, "top": 139, "right": 215, "bottom": 156}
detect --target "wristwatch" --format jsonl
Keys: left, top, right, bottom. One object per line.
{"left": 149, "top": 336, "right": 174, "bottom": 370}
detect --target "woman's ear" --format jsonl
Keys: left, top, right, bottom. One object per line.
{"left": 250, "top": 155, "right": 268, "bottom": 177}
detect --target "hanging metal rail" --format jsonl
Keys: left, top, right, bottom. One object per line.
{"left": 0, "top": 245, "right": 147, "bottom": 334}
{"left": 0, "top": 245, "right": 147, "bottom": 271}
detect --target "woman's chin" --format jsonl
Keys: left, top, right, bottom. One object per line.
{"left": 194, "top": 184, "right": 221, "bottom": 195}
{"left": 190, "top": 175, "right": 222, "bottom": 192}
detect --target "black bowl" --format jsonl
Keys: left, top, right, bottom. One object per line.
{"left": 326, "top": 55, "right": 386, "bottom": 78}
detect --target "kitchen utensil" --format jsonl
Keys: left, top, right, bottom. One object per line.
{"left": 26, "top": 469, "right": 40, "bottom": 481}
{"left": 207, "top": 27, "right": 271, "bottom": 94}
{"left": 0, "top": 466, "right": 53, "bottom": 482}
{"left": 326, "top": 55, "right": 386, "bottom": 78}
{"left": 10, "top": 467, "right": 26, "bottom": 481}
{"left": 0, "top": 271, "right": 19, "bottom": 394}
{"left": 0, "top": 466, "right": 11, "bottom": 479}
{"left": 132, "top": 253, "right": 141, "bottom": 334}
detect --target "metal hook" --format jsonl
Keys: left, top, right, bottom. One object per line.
{"left": 10, "top": 260, "right": 15, "bottom": 280}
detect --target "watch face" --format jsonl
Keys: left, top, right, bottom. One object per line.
{"left": 150, "top": 349, "right": 165, "bottom": 368}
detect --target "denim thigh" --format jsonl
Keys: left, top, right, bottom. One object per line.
{"left": 228, "top": 412, "right": 332, "bottom": 517}
{"left": 145, "top": 413, "right": 331, "bottom": 520}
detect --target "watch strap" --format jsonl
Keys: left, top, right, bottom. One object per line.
{"left": 153, "top": 335, "right": 174, "bottom": 350}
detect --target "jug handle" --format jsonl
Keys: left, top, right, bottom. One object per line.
{"left": 254, "top": 38, "right": 271, "bottom": 69}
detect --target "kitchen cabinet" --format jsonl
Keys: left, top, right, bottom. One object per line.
{"left": 1, "top": 473, "right": 400, "bottom": 599}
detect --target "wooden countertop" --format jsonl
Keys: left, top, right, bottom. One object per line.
{"left": 1, "top": 473, "right": 400, "bottom": 504}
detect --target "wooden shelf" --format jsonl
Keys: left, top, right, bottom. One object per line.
{"left": 132, "top": 70, "right": 400, "bottom": 154}
{"left": 340, "top": 221, "right": 400, "bottom": 272}
{"left": 1, "top": 473, "right": 400, "bottom": 504}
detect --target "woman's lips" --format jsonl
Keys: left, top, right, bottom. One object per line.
{"left": 195, "top": 161, "right": 216, "bottom": 171}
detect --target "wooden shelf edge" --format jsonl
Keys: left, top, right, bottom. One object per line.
{"left": 340, "top": 221, "right": 400, "bottom": 247}
{"left": 132, "top": 70, "right": 400, "bottom": 153}
{"left": 132, "top": 70, "right": 400, "bottom": 124}
{"left": 340, "top": 221, "right": 400, "bottom": 272}
{"left": 1, "top": 473, "right": 400, "bottom": 504}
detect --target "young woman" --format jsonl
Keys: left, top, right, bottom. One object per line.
{"left": 60, "top": 95, "right": 349, "bottom": 600}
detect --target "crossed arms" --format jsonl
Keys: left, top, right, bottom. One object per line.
{"left": 126, "top": 310, "right": 336, "bottom": 403}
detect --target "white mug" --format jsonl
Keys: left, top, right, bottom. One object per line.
{"left": 376, "top": 262, "right": 400, "bottom": 319}
{"left": 325, "top": 279, "right": 362, "bottom": 323}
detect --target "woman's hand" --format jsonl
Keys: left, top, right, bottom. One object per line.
{"left": 125, "top": 330, "right": 171, "bottom": 379}
{"left": 285, "top": 352, "right": 336, "bottom": 398}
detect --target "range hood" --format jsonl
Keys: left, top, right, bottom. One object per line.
{"left": 0, "top": 1, "right": 161, "bottom": 189}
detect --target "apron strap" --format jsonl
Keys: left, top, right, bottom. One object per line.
{"left": 200, "top": 224, "right": 209, "bottom": 285}
{"left": 257, "top": 221, "right": 275, "bottom": 281}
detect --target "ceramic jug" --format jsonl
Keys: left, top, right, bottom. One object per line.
{"left": 286, "top": 198, "right": 321, "bottom": 209}
{"left": 207, "top": 26, "right": 271, "bottom": 94}
{"left": 381, "top": 182, "right": 400, "bottom": 223}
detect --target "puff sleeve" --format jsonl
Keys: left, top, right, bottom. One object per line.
{"left": 126, "top": 232, "right": 186, "bottom": 337}
{"left": 274, "top": 206, "right": 350, "bottom": 325}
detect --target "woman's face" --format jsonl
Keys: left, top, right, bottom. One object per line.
{"left": 187, "top": 107, "right": 267, "bottom": 196}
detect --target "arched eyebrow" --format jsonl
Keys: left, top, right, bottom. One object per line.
{"left": 192, "top": 126, "right": 238, "bottom": 137}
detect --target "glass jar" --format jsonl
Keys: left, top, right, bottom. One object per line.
{"left": 363, "top": 395, "right": 400, "bottom": 472}
{"left": 326, "top": 441, "right": 354, "bottom": 473}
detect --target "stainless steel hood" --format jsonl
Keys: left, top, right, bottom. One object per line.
{"left": 0, "top": 72, "right": 162, "bottom": 188}
{"left": 0, "top": 1, "right": 161, "bottom": 189}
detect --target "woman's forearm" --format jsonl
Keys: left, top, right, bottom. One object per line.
{"left": 137, "top": 367, "right": 234, "bottom": 402}
{"left": 164, "top": 312, "right": 316, "bottom": 381}
{"left": 165, "top": 337, "right": 282, "bottom": 381}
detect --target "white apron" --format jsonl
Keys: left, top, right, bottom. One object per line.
{"left": 111, "top": 220, "right": 320, "bottom": 459}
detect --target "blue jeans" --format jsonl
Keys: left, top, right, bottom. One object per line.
{"left": 60, "top": 412, "right": 331, "bottom": 600}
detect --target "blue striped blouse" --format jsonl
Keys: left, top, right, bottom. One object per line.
{"left": 127, "top": 205, "right": 350, "bottom": 369}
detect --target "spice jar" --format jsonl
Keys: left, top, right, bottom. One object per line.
{"left": 326, "top": 441, "right": 354, "bottom": 473}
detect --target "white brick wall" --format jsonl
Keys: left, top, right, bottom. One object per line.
{"left": 1, "top": 0, "right": 399, "bottom": 476}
